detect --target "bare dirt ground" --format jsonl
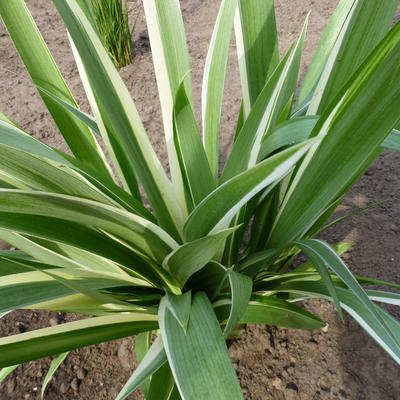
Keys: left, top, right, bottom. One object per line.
{"left": 1, "top": 1, "right": 400, "bottom": 399}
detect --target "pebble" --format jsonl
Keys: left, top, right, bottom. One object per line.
{"left": 389, "top": 223, "right": 398, "bottom": 233}
{"left": 71, "top": 377, "right": 80, "bottom": 391}
{"left": 60, "top": 382, "right": 69, "bottom": 394}
{"left": 49, "top": 318, "right": 58, "bottom": 326}
{"left": 271, "top": 377, "right": 284, "bottom": 391}
{"left": 109, "top": 387, "right": 119, "bottom": 398}
{"left": 76, "top": 368, "right": 86, "bottom": 380}
{"left": 285, "top": 388, "right": 300, "bottom": 400}
{"left": 319, "top": 378, "right": 331, "bottom": 392}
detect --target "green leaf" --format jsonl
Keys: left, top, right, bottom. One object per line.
{"left": 0, "top": 364, "right": 18, "bottom": 384}
{"left": 0, "top": 241, "right": 145, "bottom": 310}
{"left": 70, "top": 167, "right": 155, "bottom": 220}
{"left": 383, "top": 129, "right": 400, "bottom": 151}
{"left": 70, "top": 42, "right": 141, "bottom": 199}
{"left": 271, "top": 279, "right": 400, "bottom": 364}
{"left": 164, "top": 292, "right": 192, "bottom": 333}
{"left": 134, "top": 331, "right": 152, "bottom": 397}
{"left": 0, "top": 190, "right": 178, "bottom": 265}
{"left": 221, "top": 18, "right": 307, "bottom": 183}
{"left": 365, "top": 290, "right": 400, "bottom": 306}
{"left": 159, "top": 292, "right": 243, "bottom": 400}
{"left": 202, "top": 0, "right": 238, "bottom": 179}
{"left": 234, "top": 0, "right": 279, "bottom": 114}
{"left": 260, "top": 117, "right": 400, "bottom": 160}
{"left": 294, "top": 240, "right": 399, "bottom": 346}
{"left": 0, "top": 120, "right": 72, "bottom": 166}
{"left": 0, "top": 119, "right": 149, "bottom": 215}
{"left": 225, "top": 40, "right": 307, "bottom": 260}
{"left": 146, "top": 361, "right": 176, "bottom": 400}
{"left": 169, "top": 385, "right": 182, "bottom": 400}
{"left": 173, "top": 82, "right": 215, "bottom": 211}
{"left": 164, "top": 227, "right": 238, "bottom": 286}
{"left": 295, "top": 241, "right": 343, "bottom": 320}
{"left": 143, "top": 0, "right": 193, "bottom": 214}
{"left": 239, "top": 248, "right": 281, "bottom": 278}
{"left": 186, "top": 261, "right": 229, "bottom": 301}
{"left": 341, "top": 299, "right": 400, "bottom": 365}
{"left": 356, "top": 276, "right": 400, "bottom": 291}
{"left": 224, "top": 269, "right": 252, "bottom": 338}
{"left": 0, "top": 269, "right": 75, "bottom": 314}
{"left": 247, "top": 188, "right": 279, "bottom": 252}
{"left": 0, "top": 212, "right": 167, "bottom": 287}
{"left": 117, "top": 336, "right": 167, "bottom": 400}
{"left": 0, "top": 118, "right": 152, "bottom": 218}
{"left": 297, "top": 0, "right": 355, "bottom": 104}
{"left": 308, "top": 0, "right": 398, "bottom": 114}
{"left": 317, "top": 201, "right": 385, "bottom": 235}
{"left": 54, "top": 0, "right": 184, "bottom": 239}
{"left": 269, "top": 20, "right": 400, "bottom": 247}
{"left": 36, "top": 84, "right": 99, "bottom": 134}
{"left": 0, "top": 144, "right": 115, "bottom": 205}
{"left": 0, "top": 313, "right": 158, "bottom": 368}
{"left": 0, "top": 0, "right": 110, "bottom": 176}
{"left": 184, "top": 140, "right": 314, "bottom": 241}
{"left": 259, "top": 116, "right": 317, "bottom": 160}
{"left": 41, "top": 352, "right": 69, "bottom": 399}
{"left": 214, "top": 296, "right": 325, "bottom": 330}
{"left": 295, "top": 241, "right": 353, "bottom": 272}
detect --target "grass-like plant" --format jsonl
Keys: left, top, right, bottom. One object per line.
{"left": 84, "top": 0, "right": 133, "bottom": 69}
{"left": 1, "top": 0, "right": 400, "bottom": 398}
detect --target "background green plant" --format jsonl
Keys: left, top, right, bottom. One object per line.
{"left": 0, "top": 0, "right": 400, "bottom": 399}
{"left": 83, "top": 0, "right": 134, "bottom": 69}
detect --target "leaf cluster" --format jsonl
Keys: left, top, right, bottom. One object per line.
{"left": 0, "top": 0, "right": 400, "bottom": 398}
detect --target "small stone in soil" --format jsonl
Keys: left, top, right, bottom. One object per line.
{"left": 271, "top": 377, "right": 284, "bottom": 391}
{"left": 60, "top": 382, "right": 69, "bottom": 394}
{"left": 76, "top": 368, "right": 86, "bottom": 380}
{"left": 109, "top": 387, "right": 119, "bottom": 398}
{"left": 71, "top": 377, "right": 80, "bottom": 391}
{"left": 285, "top": 388, "right": 300, "bottom": 400}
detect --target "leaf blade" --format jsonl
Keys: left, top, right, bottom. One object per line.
{"left": 0, "top": 314, "right": 158, "bottom": 368}
{"left": 159, "top": 292, "right": 243, "bottom": 400}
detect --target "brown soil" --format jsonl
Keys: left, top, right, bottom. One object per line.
{"left": 1, "top": 1, "right": 400, "bottom": 399}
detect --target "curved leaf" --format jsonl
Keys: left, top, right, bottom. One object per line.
{"left": 117, "top": 336, "right": 167, "bottom": 400}
{"left": 270, "top": 20, "right": 400, "bottom": 247}
{"left": 184, "top": 140, "right": 314, "bottom": 241}
{"left": 0, "top": 0, "right": 110, "bottom": 176}
{"left": 0, "top": 313, "right": 158, "bottom": 368}
{"left": 41, "top": 352, "right": 69, "bottom": 399}
{"left": 0, "top": 190, "right": 178, "bottom": 264}
{"left": 214, "top": 296, "right": 325, "bottom": 330}
{"left": 164, "top": 227, "right": 238, "bottom": 286}
{"left": 54, "top": 0, "right": 184, "bottom": 239}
